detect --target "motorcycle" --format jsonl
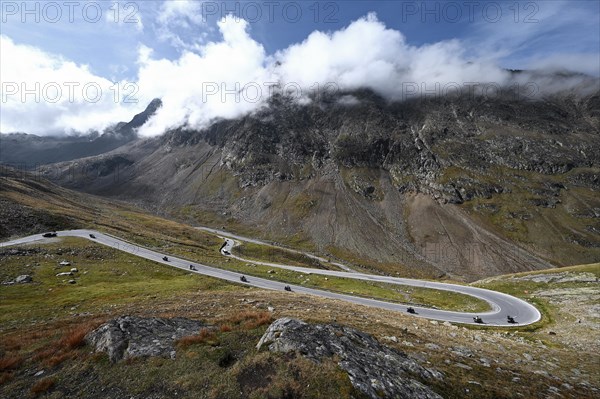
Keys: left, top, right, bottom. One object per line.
{"left": 284, "top": 285, "right": 292, "bottom": 292}
{"left": 406, "top": 307, "right": 416, "bottom": 314}
{"left": 473, "top": 316, "right": 484, "bottom": 324}
{"left": 240, "top": 276, "right": 248, "bottom": 283}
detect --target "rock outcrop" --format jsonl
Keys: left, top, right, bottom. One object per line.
{"left": 85, "top": 316, "right": 209, "bottom": 362}
{"left": 257, "top": 318, "right": 444, "bottom": 399}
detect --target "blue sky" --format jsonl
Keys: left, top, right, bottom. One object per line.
{"left": 1, "top": 0, "right": 599, "bottom": 135}
{"left": 2, "top": 0, "right": 598, "bottom": 80}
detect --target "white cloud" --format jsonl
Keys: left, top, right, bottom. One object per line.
{"left": 2, "top": 11, "right": 597, "bottom": 137}
{"left": 157, "top": 0, "right": 204, "bottom": 26}
{"left": 526, "top": 53, "right": 600, "bottom": 77}
{"left": 155, "top": 0, "right": 208, "bottom": 50}
{"left": 136, "top": 15, "right": 269, "bottom": 136}
{"left": 134, "top": 13, "right": 513, "bottom": 136}
{"left": 0, "top": 35, "right": 138, "bottom": 135}
{"left": 274, "top": 13, "right": 510, "bottom": 101}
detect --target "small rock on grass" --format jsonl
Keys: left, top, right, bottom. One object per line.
{"left": 15, "top": 275, "right": 33, "bottom": 284}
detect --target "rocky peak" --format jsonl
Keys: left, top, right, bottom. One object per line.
{"left": 126, "top": 98, "right": 163, "bottom": 131}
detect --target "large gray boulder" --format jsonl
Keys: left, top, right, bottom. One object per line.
{"left": 257, "top": 318, "right": 444, "bottom": 399}
{"left": 85, "top": 316, "right": 209, "bottom": 362}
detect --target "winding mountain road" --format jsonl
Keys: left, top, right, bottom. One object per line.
{"left": 0, "top": 229, "right": 541, "bottom": 326}
{"left": 197, "top": 226, "right": 355, "bottom": 272}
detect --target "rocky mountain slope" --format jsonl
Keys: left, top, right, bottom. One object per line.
{"left": 40, "top": 86, "right": 600, "bottom": 280}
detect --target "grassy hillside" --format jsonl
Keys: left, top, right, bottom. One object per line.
{"left": 1, "top": 168, "right": 598, "bottom": 398}
{"left": 0, "top": 238, "right": 234, "bottom": 328}
{"left": 0, "top": 169, "right": 489, "bottom": 313}
{"left": 1, "top": 242, "right": 598, "bottom": 398}
{"left": 0, "top": 238, "right": 356, "bottom": 398}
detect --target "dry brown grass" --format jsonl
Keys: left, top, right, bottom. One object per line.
{"left": 59, "top": 330, "right": 87, "bottom": 350}
{"left": 0, "top": 355, "right": 23, "bottom": 371}
{"left": 43, "top": 352, "right": 72, "bottom": 368}
{"left": 58, "top": 321, "right": 101, "bottom": 350}
{"left": 0, "top": 331, "right": 49, "bottom": 352}
{"left": 30, "top": 377, "right": 56, "bottom": 396}
{"left": 220, "top": 310, "right": 273, "bottom": 330}
{"left": 176, "top": 328, "right": 218, "bottom": 348}
{"left": 1, "top": 338, "right": 21, "bottom": 352}
{"left": 0, "top": 317, "right": 107, "bottom": 373}
{"left": 0, "top": 372, "right": 14, "bottom": 385}
{"left": 219, "top": 324, "right": 233, "bottom": 332}
{"left": 1, "top": 321, "right": 87, "bottom": 354}
{"left": 32, "top": 348, "right": 57, "bottom": 362}
{"left": 0, "top": 319, "right": 108, "bottom": 382}
{"left": 27, "top": 320, "right": 104, "bottom": 369}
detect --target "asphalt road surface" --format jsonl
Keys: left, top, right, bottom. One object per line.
{"left": 197, "top": 226, "right": 355, "bottom": 272}
{"left": 1, "top": 229, "right": 541, "bottom": 326}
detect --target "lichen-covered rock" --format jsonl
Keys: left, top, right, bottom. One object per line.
{"left": 85, "top": 316, "right": 209, "bottom": 362}
{"left": 257, "top": 318, "right": 444, "bottom": 399}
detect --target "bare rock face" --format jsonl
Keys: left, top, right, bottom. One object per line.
{"left": 257, "top": 318, "right": 444, "bottom": 399}
{"left": 85, "top": 316, "right": 208, "bottom": 362}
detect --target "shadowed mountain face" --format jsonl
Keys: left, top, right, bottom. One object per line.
{"left": 0, "top": 99, "right": 162, "bottom": 168}
{"left": 39, "top": 88, "right": 600, "bottom": 281}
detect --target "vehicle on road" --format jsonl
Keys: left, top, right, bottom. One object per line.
{"left": 223, "top": 250, "right": 231, "bottom": 256}
{"left": 1, "top": 229, "right": 543, "bottom": 327}
{"left": 240, "top": 276, "right": 247, "bottom": 282}
{"left": 507, "top": 315, "right": 517, "bottom": 324}
{"left": 189, "top": 265, "right": 197, "bottom": 271}
{"left": 42, "top": 232, "right": 57, "bottom": 238}
{"left": 89, "top": 234, "right": 96, "bottom": 239}
{"left": 407, "top": 307, "right": 416, "bottom": 314}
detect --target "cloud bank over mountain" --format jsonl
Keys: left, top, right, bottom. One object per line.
{"left": 1, "top": 13, "right": 597, "bottom": 137}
